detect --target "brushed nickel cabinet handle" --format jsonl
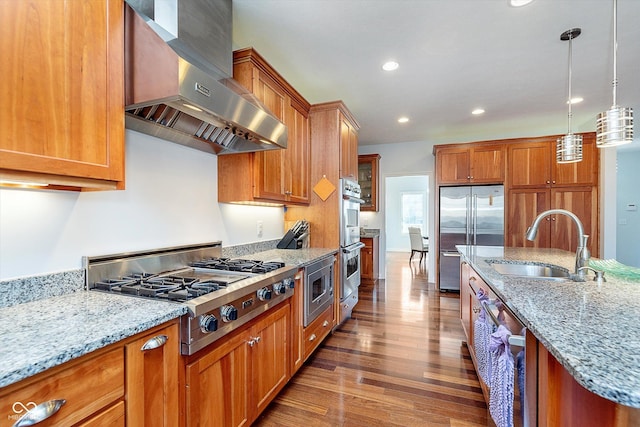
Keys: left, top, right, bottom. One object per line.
{"left": 141, "top": 334, "right": 168, "bottom": 351}
{"left": 13, "top": 399, "right": 66, "bottom": 427}
{"left": 248, "top": 338, "right": 256, "bottom": 347}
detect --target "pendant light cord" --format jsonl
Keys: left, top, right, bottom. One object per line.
{"left": 612, "top": 0, "right": 618, "bottom": 107}
{"left": 567, "top": 32, "right": 573, "bottom": 133}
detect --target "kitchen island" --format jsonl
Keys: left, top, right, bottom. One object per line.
{"left": 457, "top": 245, "right": 640, "bottom": 424}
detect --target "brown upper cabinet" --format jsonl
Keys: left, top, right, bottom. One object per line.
{"left": 0, "top": 0, "right": 125, "bottom": 191}
{"left": 358, "top": 154, "right": 381, "bottom": 211}
{"left": 340, "top": 115, "right": 360, "bottom": 180}
{"left": 434, "top": 143, "right": 505, "bottom": 185}
{"left": 507, "top": 133, "right": 598, "bottom": 188}
{"left": 218, "top": 48, "right": 311, "bottom": 205}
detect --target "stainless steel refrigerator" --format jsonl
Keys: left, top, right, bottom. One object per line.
{"left": 438, "top": 185, "right": 504, "bottom": 291}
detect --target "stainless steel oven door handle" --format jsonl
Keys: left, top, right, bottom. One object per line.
{"left": 342, "top": 242, "right": 365, "bottom": 253}
{"left": 343, "top": 194, "right": 365, "bottom": 204}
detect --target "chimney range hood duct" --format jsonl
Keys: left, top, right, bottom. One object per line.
{"left": 124, "top": 0, "right": 287, "bottom": 155}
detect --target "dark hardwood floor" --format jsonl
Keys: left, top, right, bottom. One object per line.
{"left": 254, "top": 252, "right": 490, "bottom": 426}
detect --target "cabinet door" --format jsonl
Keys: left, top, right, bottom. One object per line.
{"left": 125, "top": 322, "right": 179, "bottom": 427}
{"left": 186, "top": 333, "right": 250, "bottom": 427}
{"left": 459, "top": 262, "right": 473, "bottom": 344}
{"left": 339, "top": 117, "right": 358, "bottom": 179}
{"left": 551, "top": 187, "right": 598, "bottom": 254}
{"left": 471, "top": 145, "right": 505, "bottom": 183}
{"left": 290, "top": 270, "right": 305, "bottom": 374}
{"left": 436, "top": 147, "right": 471, "bottom": 184}
{"left": 253, "top": 72, "right": 288, "bottom": 202}
{"left": 360, "top": 238, "right": 374, "bottom": 281}
{"left": 283, "top": 102, "right": 310, "bottom": 204}
{"left": 506, "top": 188, "right": 551, "bottom": 248}
{"left": 0, "top": 0, "right": 124, "bottom": 189}
{"left": 251, "top": 303, "right": 290, "bottom": 417}
{"left": 553, "top": 135, "right": 599, "bottom": 187}
{"left": 358, "top": 154, "right": 381, "bottom": 211}
{"left": 508, "top": 141, "right": 552, "bottom": 188}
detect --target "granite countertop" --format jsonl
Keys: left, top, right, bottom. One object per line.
{"left": 239, "top": 248, "right": 338, "bottom": 268}
{"left": 0, "top": 291, "right": 187, "bottom": 388}
{"left": 457, "top": 245, "right": 640, "bottom": 408}
{"left": 360, "top": 228, "right": 380, "bottom": 238}
{"left": 0, "top": 247, "right": 337, "bottom": 390}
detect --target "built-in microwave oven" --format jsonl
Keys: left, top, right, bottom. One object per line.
{"left": 304, "top": 256, "right": 335, "bottom": 327}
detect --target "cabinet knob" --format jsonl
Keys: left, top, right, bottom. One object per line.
{"left": 247, "top": 336, "right": 261, "bottom": 347}
{"left": 13, "top": 399, "right": 66, "bottom": 427}
{"left": 141, "top": 334, "right": 168, "bottom": 351}
{"left": 322, "top": 320, "right": 329, "bottom": 328}
{"left": 552, "top": 180, "right": 556, "bottom": 184}
{"left": 284, "top": 190, "right": 292, "bottom": 195}
{"left": 309, "top": 333, "right": 317, "bottom": 342}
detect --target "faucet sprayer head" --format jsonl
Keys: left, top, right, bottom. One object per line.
{"left": 525, "top": 226, "right": 537, "bottom": 241}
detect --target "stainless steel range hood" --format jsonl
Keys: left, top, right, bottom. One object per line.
{"left": 124, "top": 0, "right": 287, "bottom": 155}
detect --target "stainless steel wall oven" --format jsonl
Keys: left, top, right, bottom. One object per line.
{"left": 338, "top": 178, "right": 365, "bottom": 324}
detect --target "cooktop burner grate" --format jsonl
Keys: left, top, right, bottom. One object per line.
{"left": 189, "top": 258, "right": 285, "bottom": 273}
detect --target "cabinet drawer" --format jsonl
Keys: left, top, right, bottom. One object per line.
{"left": 303, "top": 303, "right": 334, "bottom": 360}
{"left": 77, "top": 401, "right": 125, "bottom": 427}
{"left": 0, "top": 348, "right": 124, "bottom": 426}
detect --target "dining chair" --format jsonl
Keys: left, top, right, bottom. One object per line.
{"left": 408, "top": 227, "right": 429, "bottom": 265}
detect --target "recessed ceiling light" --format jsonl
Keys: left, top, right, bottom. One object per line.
{"left": 472, "top": 109, "right": 485, "bottom": 115}
{"left": 398, "top": 117, "right": 409, "bottom": 123}
{"left": 568, "top": 97, "right": 584, "bottom": 104}
{"left": 382, "top": 61, "right": 399, "bottom": 71}
{"left": 509, "top": 0, "right": 534, "bottom": 7}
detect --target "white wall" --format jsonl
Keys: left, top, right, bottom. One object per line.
{"left": 358, "top": 141, "right": 436, "bottom": 281}
{"left": 0, "top": 130, "right": 285, "bottom": 280}
{"left": 616, "top": 149, "right": 640, "bottom": 267}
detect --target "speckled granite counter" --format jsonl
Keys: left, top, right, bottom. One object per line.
{"left": 238, "top": 247, "right": 338, "bottom": 268}
{"left": 360, "top": 228, "right": 380, "bottom": 238}
{"left": 0, "top": 291, "right": 186, "bottom": 388}
{"left": 457, "top": 245, "right": 640, "bottom": 408}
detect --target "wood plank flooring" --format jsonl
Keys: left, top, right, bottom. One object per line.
{"left": 254, "top": 252, "right": 490, "bottom": 426}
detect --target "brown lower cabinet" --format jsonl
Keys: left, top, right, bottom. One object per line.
{"left": 185, "top": 301, "right": 290, "bottom": 427}
{"left": 360, "top": 236, "right": 379, "bottom": 284}
{"left": 0, "top": 320, "right": 178, "bottom": 427}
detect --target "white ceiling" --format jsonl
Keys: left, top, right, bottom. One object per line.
{"left": 231, "top": 0, "right": 640, "bottom": 149}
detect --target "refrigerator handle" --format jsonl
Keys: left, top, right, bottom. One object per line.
{"left": 466, "top": 193, "right": 472, "bottom": 245}
{"left": 473, "top": 194, "right": 478, "bottom": 245}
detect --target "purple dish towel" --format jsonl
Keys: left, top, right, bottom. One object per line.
{"left": 474, "top": 288, "right": 494, "bottom": 384}
{"left": 489, "top": 324, "right": 514, "bottom": 427}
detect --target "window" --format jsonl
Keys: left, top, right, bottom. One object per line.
{"left": 401, "top": 192, "right": 425, "bottom": 233}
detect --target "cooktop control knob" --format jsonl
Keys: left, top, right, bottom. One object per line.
{"left": 199, "top": 314, "right": 218, "bottom": 333}
{"left": 283, "top": 277, "right": 295, "bottom": 289}
{"left": 257, "top": 287, "right": 272, "bottom": 301}
{"left": 273, "top": 281, "right": 287, "bottom": 295}
{"left": 220, "top": 305, "right": 238, "bottom": 323}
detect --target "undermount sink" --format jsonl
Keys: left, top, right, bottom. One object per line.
{"left": 490, "top": 261, "right": 571, "bottom": 281}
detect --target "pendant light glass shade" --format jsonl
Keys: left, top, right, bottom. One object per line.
{"left": 557, "top": 28, "right": 583, "bottom": 164}
{"left": 557, "top": 133, "right": 583, "bottom": 163}
{"left": 597, "top": 0, "right": 634, "bottom": 147}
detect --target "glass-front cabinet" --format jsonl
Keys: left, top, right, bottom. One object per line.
{"left": 358, "top": 154, "right": 381, "bottom": 212}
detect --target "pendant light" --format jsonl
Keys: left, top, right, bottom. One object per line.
{"left": 557, "top": 28, "right": 582, "bottom": 164}
{"left": 596, "top": 0, "right": 634, "bottom": 147}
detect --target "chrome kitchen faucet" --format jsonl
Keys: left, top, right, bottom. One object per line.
{"left": 525, "top": 209, "right": 590, "bottom": 280}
